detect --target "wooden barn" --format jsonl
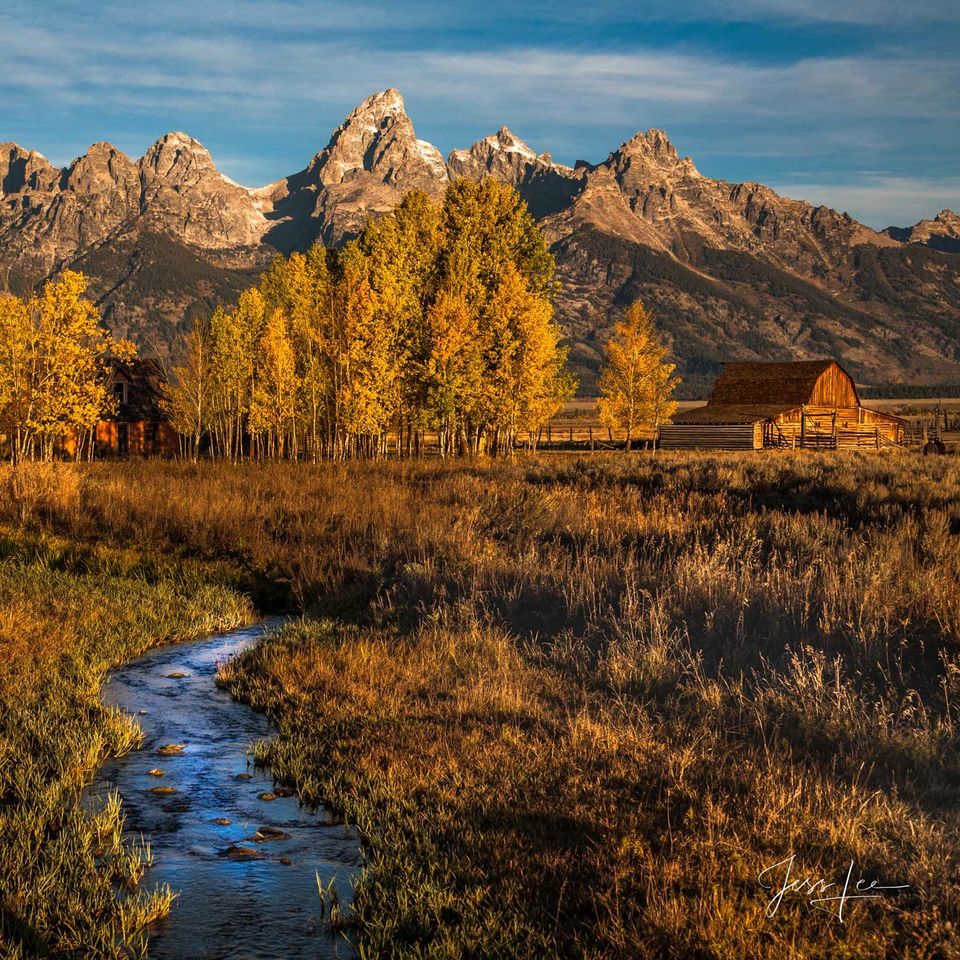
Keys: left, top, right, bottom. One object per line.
{"left": 96, "top": 358, "right": 178, "bottom": 457}
{"left": 659, "top": 360, "right": 905, "bottom": 451}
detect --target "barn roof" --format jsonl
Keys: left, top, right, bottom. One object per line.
{"left": 674, "top": 403, "right": 801, "bottom": 425}
{"left": 708, "top": 359, "right": 848, "bottom": 406}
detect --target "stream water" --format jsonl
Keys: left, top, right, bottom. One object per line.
{"left": 87, "top": 620, "right": 361, "bottom": 959}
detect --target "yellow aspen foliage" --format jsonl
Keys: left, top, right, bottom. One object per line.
{"left": 248, "top": 307, "right": 300, "bottom": 458}
{"left": 425, "top": 289, "right": 480, "bottom": 456}
{"left": 361, "top": 192, "right": 442, "bottom": 442}
{"left": 261, "top": 249, "right": 332, "bottom": 460}
{"left": 0, "top": 271, "right": 134, "bottom": 462}
{"left": 0, "top": 294, "right": 32, "bottom": 455}
{"left": 329, "top": 246, "right": 399, "bottom": 455}
{"left": 163, "top": 318, "right": 213, "bottom": 461}
{"left": 492, "top": 264, "right": 574, "bottom": 445}
{"left": 598, "top": 300, "right": 679, "bottom": 451}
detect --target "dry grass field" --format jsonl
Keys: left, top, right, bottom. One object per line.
{"left": 2, "top": 452, "right": 960, "bottom": 958}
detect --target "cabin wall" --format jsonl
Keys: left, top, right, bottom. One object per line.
{"left": 96, "top": 420, "right": 178, "bottom": 457}
{"left": 658, "top": 423, "right": 762, "bottom": 450}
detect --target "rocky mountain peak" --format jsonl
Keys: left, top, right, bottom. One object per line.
{"left": 486, "top": 127, "right": 538, "bottom": 160}
{"left": 448, "top": 126, "right": 551, "bottom": 182}
{"left": 304, "top": 88, "right": 447, "bottom": 193}
{"left": 61, "top": 143, "right": 137, "bottom": 195}
{"left": 135, "top": 132, "right": 266, "bottom": 248}
{"left": 883, "top": 208, "right": 960, "bottom": 251}
{"left": 611, "top": 128, "right": 699, "bottom": 175}
{"left": 599, "top": 129, "right": 703, "bottom": 228}
{"left": 354, "top": 87, "right": 406, "bottom": 118}
{"left": 634, "top": 128, "right": 678, "bottom": 158}
{"left": 139, "top": 131, "right": 219, "bottom": 183}
{"left": 618, "top": 128, "right": 675, "bottom": 162}
{"left": 446, "top": 125, "right": 584, "bottom": 220}
{"left": 0, "top": 143, "right": 59, "bottom": 197}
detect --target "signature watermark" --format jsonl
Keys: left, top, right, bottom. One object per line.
{"left": 758, "top": 855, "right": 909, "bottom": 922}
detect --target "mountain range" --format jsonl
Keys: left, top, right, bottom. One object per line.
{"left": 2, "top": 88, "right": 958, "bottom": 396}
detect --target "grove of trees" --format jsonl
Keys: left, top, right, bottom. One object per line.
{"left": 166, "top": 180, "right": 576, "bottom": 460}
{"left": 0, "top": 272, "right": 134, "bottom": 463}
{"left": 0, "top": 182, "right": 681, "bottom": 466}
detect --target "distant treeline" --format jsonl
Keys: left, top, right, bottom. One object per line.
{"left": 860, "top": 384, "right": 960, "bottom": 400}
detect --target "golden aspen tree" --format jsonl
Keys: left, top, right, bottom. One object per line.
{"left": 0, "top": 294, "right": 32, "bottom": 463}
{"left": 329, "top": 245, "right": 399, "bottom": 457}
{"left": 264, "top": 246, "right": 332, "bottom": 461}
{"left": 248, "top": 307, "right": 299, "bottom": 458}
{"left": 163, "top": 317, "right": 213, "bottom": 461}
{"left": 436, "top": 181, "right": 566, "bottom": 454}
{"left": 210, "top": 289, "right": 266, "bottom": 459}
{"left": 490, "top": 264, "right": 573, "bottom": 453}
{"left": 360, "top": 192, "right": 441, "bottom": 454}
{"left": 424, "top": 288, "right": 479, "bottom": 457}
{"left": 30, "top": 272, "right": 134, "bottom": 461}
{"left": 207, "top": 307, "right": 244, "bottom": 460}
{"left": 598, "top": 300, "right": 679, "bottom": 451}
{"left": 440, "top": 179, "right": 555, "bottom": 303}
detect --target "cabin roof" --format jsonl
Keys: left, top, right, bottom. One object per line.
{"left": 708, "top": 359, "right": 853, "bottom": 407}
{"left": 673, "top": 403, "right": 801, "bottom": 425}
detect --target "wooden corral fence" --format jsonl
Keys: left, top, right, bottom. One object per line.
{"left": 527, "top": 422, "right": 656, "bottom": 451}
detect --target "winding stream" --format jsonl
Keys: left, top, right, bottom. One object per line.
{"left": 87, "top": 620, "right": 360, "bottom": 959}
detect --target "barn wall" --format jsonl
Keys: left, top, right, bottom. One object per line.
{"left": 768, "top": 407, "right": 903, "bottom": 447}
{"left": 658, "top": 424, "right": 761, "bottom": 450}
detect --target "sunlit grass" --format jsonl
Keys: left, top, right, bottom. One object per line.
{"left": 3, "top": 453, "right": 960, "bottom": 957}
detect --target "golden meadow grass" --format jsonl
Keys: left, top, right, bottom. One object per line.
{"left": 2, "top": 453, "right": 959, "bottom": 957}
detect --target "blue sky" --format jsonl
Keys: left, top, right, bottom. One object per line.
{"left": 2, "top": 0, "right": 958, "bottom": 228}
